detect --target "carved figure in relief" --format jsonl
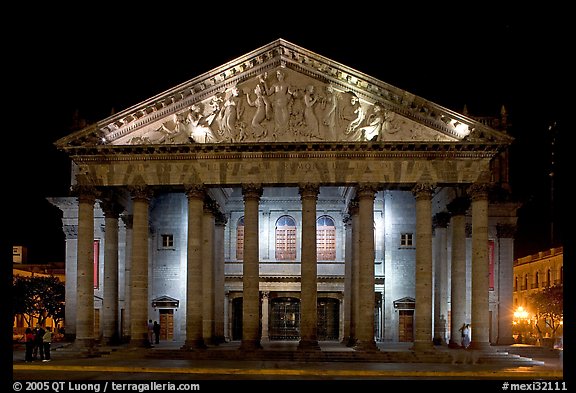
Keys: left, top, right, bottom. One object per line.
{"left": 339, "top": 92, "right": 364, "bottom": 140}
{"left": 303, "top": 84, "right": 320, "bottom": 139}
{"left": 187, "top": 104, "right": 219, "bottom": 143}
{"left": 136, "top": 113, "right": 191, "bottom": 145}
{"left": 320, "top": 85, "right": 338, "bottom": 140}
{"left": 261, "top": 70, "right": 294, "bottom": 137}
{"left": 218, "top": 86, "right": 244, "bottom": 142}
{"left": 358, "top": 103, "right": 385, "bottom": 141}
{"left": 244, "top": 83, "right": 271, "bottom": 138}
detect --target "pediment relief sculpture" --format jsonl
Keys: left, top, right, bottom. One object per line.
{"left": 57, "top": 39, "right": 512, "bottom": 149}
{"left": 122, "top": 68, "right": 457, "bottom": 146}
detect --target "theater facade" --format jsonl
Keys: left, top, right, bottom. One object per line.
{"left": 51, "top": 39, "right": 518, "bottom": 353}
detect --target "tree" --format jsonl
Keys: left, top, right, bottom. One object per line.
{"left": 12, "top": 275, "right": 65, "bottom": 328}
{"left": 528, "top": 284, "right": 563, "bottom": 341}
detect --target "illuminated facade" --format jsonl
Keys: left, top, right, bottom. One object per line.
{"left": 513, "top": 246, "right": 563, "bottom": 308}
{"left": 50, "top": 39, "right": 518, "bottom": 353}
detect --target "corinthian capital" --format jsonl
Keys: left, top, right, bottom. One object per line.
{"left": 298, "top": 183, "right": 319, "bottom": 199}
{"left": 412, "top": 182, "right": 436, "bottom": 200}
{"left": 242, "top": 183, "right": 263, "bottom": 200}
{"left": 467, "top": 182, "right": 491, "bottom": 201}
{"left": 128, "top": 185, "right": 153, "bottom": 201}
{"left": 185, "top": 184, "right": 205, "bottom": 200}
{"left": 71, "top": 184, "right": 100, "bottom": 203}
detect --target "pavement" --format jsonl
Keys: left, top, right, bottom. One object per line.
{"left": 12, "top": 340, "right": 564, "bottom": 381}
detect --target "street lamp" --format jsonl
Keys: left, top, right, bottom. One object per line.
{"left": 513, "top": 306, "right": 533, "bottom": 344}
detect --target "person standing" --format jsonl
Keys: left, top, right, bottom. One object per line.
{"left": 24, "top": 328, "right": 35, "bottom": 362}
{"left": 42, "top": 327, "right": 52, "bottom": 361}
{"left": 147, "top": 320, "right": 154, "bottom": 346}
{"left": 34, "top": 325, "right": 45, "bottom": 361}
{"left": 153, "top": 321, "right": 161, "bottom": 345}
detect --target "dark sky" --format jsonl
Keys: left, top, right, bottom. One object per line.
{"left": 8, "top": 8, "right": 566, "bottom": 263}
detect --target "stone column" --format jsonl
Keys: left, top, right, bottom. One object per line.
{"left": 432, "top": 211, "right": 451, "bottom": 345}
{"left": 348, "top": 200, "right": 360, "bottom": 347}
{"left": 100, "top": 197, "right": 124, "bottom": 345}
{"left": 468, "top": 183, "right": 491, "bottom": 349}
{"left": 354, "top": 184, "right": 378, "bottom": 351}
{"left": 72, "top": 185, "right": 99, "bottom": 352}
{"left": 412, "top": 183, "right": 435, "bottom": 351}
{"left": 298, "top": 183, "right": 320, "bottom": 350}
{"left": 128, "top": 185, "right": 152, "bottom": 348}
{"left": 213, "top": 213, "right": 227, "bottom": 344}
{"left": 183, "top": 184, "right": 207, "bottom": 349}
{"left": 202, "top": 200, "right": 216, "bottom": 344}
{"left": 120, "top": 214, "right": 133, "bottom": 341}
{"left": 496, "top": 224, "right": 516, "bottom": 345}
{"left": 447, "top": 196, "right": 469, "bottom": 348}
{"left": 240, "top": 183, "right": 263, "bottom": 351}
{"left": 342, "top": 214, "right": 353, "bottom": 345}
{"left": 261, "top": 291, "right": 270, "bottom": 341}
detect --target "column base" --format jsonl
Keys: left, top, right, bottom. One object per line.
{"left": 128, "top": 338, "right": 153, "bottom": 348}
{"left": 211, "top": 335, "right": 227, "bottom": 345}
{"left": 297, "top": 339, "right": 321, "bottom": 351}
{"left": 181, "top": 339, "right": 207, "bottom": 350}
{"left": 468, "top": 341, "right": 492, "bottom": 350}
{"left": 496, "top": 337, "right": 516, "bottom": 345}
{"left": 353, "top": 339, "right": 378, "bottom": 352}
{"left": 448, "top": 339, "right": 463, "bottom": 349}
{"left": 411, "top": 340, "right": 435, "bottom": 352}
{"left": 239, "top": 339, "right": 262, "bottom": 351}
{"left": 344, "top": 336, "right": 357, "bottom": 347}
{"left": 69, "top": 339, "right": 102, "bottom": 357}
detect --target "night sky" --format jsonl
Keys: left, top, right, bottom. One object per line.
{"left": 8, "top": 8, "right": 566, "bottom": 264}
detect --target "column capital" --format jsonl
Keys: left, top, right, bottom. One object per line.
{"left": 128, "top": 185, "right": 153, "bottom": 201}
{"left": 71, "top": 184, "right": 100, "bottom": 203}
{"left": 184, "top": 184, "right": 205, "bottom": 199}
{"left": 467, "top": 182, "right": 491, "bottom": 201}
{"left": 298, "top": 183, "right": 319, "bottom": 199}
{"left": 99, "top": 198, "right": 125, "bottom": 218}
{"left": 356, "top": 183, "right": 378, "bottom": 199}
{"left": 411, "top": 183, "right": 436, "bottom": 200}
{"left": 348, "top": 199, "right": 359, "bottom": 215}
{"left": 242, "top": 183, "right": 263, "bottom": 200}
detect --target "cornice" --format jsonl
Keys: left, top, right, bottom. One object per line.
{"left": 63, "top": 140, "right": 503, "bottom": 162}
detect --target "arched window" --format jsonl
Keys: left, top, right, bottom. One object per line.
{"left": 276, "top": 215, "right": 296, "bottom": 260}
{"left": 317, "top": 215, "right": 336, "bottom": 260}
{"left": 236, "top": 216, "right": 244, "bottom": 261}
{"left": 547, "top": 269, "right": 551, "bottom": 287}
{"left": 534, "top": 271, "right": 539, "bottom": 288}
{"left": 524, "top": 274, "right": 528, "bottom": 291}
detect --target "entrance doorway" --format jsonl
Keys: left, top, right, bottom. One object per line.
{"left": 317, "top": 298, "right": 339, "bottom": 340}
{"left": 158, "top": 309, "right": 174, "bottom": 341}
{"left": 270, "top": 297, "right": 300, "bottom": 340}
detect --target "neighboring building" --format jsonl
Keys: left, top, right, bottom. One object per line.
{"left": 512, "top": 246, "right": 564, "bottom": 344}
{"left": 49, "top": 39, "right": 519, "bottom": 354}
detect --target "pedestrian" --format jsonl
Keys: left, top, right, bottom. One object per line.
{"left": 147, "top": 319, "right": 154, "bottom": 346}
{"left": 153, "top": 321, "right": 161, "bottom": 344}
{"left": 33, "top": 325, "right": 45, "bottom": 360}
{"left": 42, "top": 327, "right": 52, "bottom": 362}
{"left": 460, "top": 323, "right": 471, "bottom": 349}
{"left": 24, "top": 328, "right": 35, "bottom": 362}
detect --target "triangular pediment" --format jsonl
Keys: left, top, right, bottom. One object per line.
{"left": 56, "top": 39, "right": 512, "bottom": 149}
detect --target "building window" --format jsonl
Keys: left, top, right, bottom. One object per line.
{"left": 236, "top": 216, "right": 244, "bottom": 261}
{"left": 276, "top": 215, "right": 296, "bottom": 261}
{"left": 400, "top": 233, "right": 413, "bottom": 247}
{"left": 534, "top": 271, "right": 539, "bottom": 289}
{"left": 161, "top": 234, "right": 174, "bottom": 248}
{"left": 317, "top": 215, "right": 336, "bottom": 261}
